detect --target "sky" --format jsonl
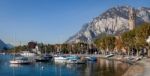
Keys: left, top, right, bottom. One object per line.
{"left": 0, "top": 0, "right": 149, "bottom": 46}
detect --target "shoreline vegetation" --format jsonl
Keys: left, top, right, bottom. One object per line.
{"left": 5, "top": 23, "right": 150, "bottom": 56}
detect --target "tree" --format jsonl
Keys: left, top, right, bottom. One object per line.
{"left": 94, "top": 35, "right": 115, "bottom": 53}
{"left": 115, "top": 36, "right": 123, "bottom": 53}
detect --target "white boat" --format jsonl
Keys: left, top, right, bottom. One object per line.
{"left": 0, "top": 53, "right": 6, "bottom": 55}
{"left": 85, "top": 56, "right": 97, "bottom": 61}
{"left": 10, "top": 57, "right": 31, "bottom": 64}
{"left": 66, "top": 55, "right": 86, "bottom": 64}
{"left": 20, "top": 51, "right": 36, "bottom": 57}
{"left": 54, "top": 56, "right": 67, "bottom": 63}
{"left": 66, "top": 59, "right": 77, "bottom": 64}
{"left": 66, "top": 59, "right": 85, "bottom": 64}
{"left": 105, "top": 53, "right": 114, "bottom": 58}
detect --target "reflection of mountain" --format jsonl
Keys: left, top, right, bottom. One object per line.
{"left": 66, "top": 6, "right": 150, "bottom": 43}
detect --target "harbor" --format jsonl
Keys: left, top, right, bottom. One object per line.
{"left": 0, "top": 0, "right": 149, "bottom": 76}
{"left": 0, "top": 54, "right": 130, "bottom": 76}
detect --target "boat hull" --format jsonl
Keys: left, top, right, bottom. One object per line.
{"left": 10, "top": 60, "right": 31, "bottom": 64}
{"left": 35, "top": 58, "right": 49, "bottom": 62}
{"left": 54, "top": 57, "right": 67, "bottom": 63}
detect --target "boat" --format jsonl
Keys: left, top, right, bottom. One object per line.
{"left": 20, "top": 51, "right": 36, "bottom": 57}
{"left": 66, "top": 59, "right": 78, "bottom": 64}
{"left": 54, "top": 56, "right": 67, "bottom": 63}
{"left": 66, "top": 55, "right": 80, "bottom": 60}
{"left": 135, "top": 56, "right": 142, "bottom": 61}
{"left": 66, "top": 55, "right": 79, "bottom": 64}
{"left": 105, "top": 53, "right": 114, "bottom": 58}
{"left": 43, "top": 54, "right": 53, "bottom": 59}
{"left": 35, "top": 56, "right": 50, "bottom": 62}
{"left": 66, "top": 59, "right": 85, "bottom": 64}
{"left": 85, "top": 56, "right": 97, "bottom": 61}
{"left": 66, "top": 55, "right": 86, "bottom": 64}
{"left": 10, "top": 57, "right": 32, "bottom": 64}
{"left": 0, "top": 52, "right": 6, "bottom": 55}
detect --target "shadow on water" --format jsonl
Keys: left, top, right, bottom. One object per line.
{"left": 0, "top": 55, "right": 130, "bottom": 76}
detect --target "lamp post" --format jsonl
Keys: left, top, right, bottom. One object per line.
{"left": 146, "top": 36, "right": 150, "bottom": 57}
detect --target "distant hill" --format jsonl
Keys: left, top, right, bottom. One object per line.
{"left": 66, "top": 6, "right": 150, "bottom": 43}
{"left": 0, "top": 39, "right": 13, "bottom": 50}
{"left": 0, "top": 39, "right": 8, "bottom": 50}
{"left": 6, "top": 44, "right": 14, "bottom": 49}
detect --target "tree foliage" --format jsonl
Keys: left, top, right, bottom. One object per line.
{"left": 95, "top": 23, "right": 150, "bottom": 53}
{"left": 94, "top": 35, "right": 115, "bottom": 51}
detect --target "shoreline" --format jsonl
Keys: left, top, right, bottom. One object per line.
{"left": 122, "top": 58, "right": 150, "bottom": 76}
{"left": 1, "top": 53, "right": 147, "bottom": 76}
{"left": 122, "top": 60, "right": 144, "bottom": 76}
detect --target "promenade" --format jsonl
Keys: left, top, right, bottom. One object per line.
{"left": 122, "top": 58, "right": 150, "bottom": 76}
{"left": 140, "top": 58, "right": 150, "bottom": 76}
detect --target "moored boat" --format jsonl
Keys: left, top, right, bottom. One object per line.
{"left": 10, "top": 57, "right": 32, "bottom": 64}
{"left": 20, "top": 51, "right": 36, "bottom": 57}
{"left": 105, "top": 53, "right": 114, "bottom": 58}
{"left": 43, "top": 54, "right": 53, "bottom": 59}
{"left": 54, "top": 56, "right": 67, "bottom": 63}
{"left": 85, "top": 56, "right": 97, "bottom": 61}
{"left": 66, "top": 55, "right": 86, "bottom": 64}
{"left": 35, "top": 56, "right": 50, "bottom": 62}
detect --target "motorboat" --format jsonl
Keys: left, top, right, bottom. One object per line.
{"left": 35, "top": 56, "right": 49, "bottom": 62}
{"left": 20, "top": 51, "right": 36, "bottom": 57}
{"left": 66, "top": 59, "right": 86, "bottom": 64}
{"left": 85, "top": 56, "right": 97, "bottom": 61}
{"left": 66, "top": 55, "right": 79, "bottom": 64}
{"left": 10, "top": 57, "right": 32, "bottom": 64}
{"left": 105, "top": 53, "right": 114, "bottom": 58}
{"left": 66, "top": 55, "right": 86, "bottom": 64}
{"left": 54, "top": 56, "right": 67, "bottom": 63}
{"left": 43, "top": 54, "right": 53, "bottom": 59}
{"left": 66, "top": 55, "right": 80, "bottom": 60}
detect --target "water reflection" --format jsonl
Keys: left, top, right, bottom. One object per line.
{"left": 84, "top": 59, "right": 129, "bottom": 76}
{"left": 0, "top": 55, "right": 129, "bottom": 76}
{"left": 9, "top": 64, "right": 22, "bottom": 68}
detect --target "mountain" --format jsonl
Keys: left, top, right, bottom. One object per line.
{"left": 66, "top": 6, "right": 150, "bottom": 43}
{"left": 0, "top": 39, "right": 8, "bottom": 50}
{"left": 0, "top": 39, "right": 13, "bottom": 50}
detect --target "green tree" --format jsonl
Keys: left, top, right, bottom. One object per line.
{"left": 94, "top": 35, "right": 115, "bottom": 52}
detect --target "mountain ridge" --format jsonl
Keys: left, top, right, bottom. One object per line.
{"left": 0, "top": 39, "right": 13, "bottom": 50}
{"left": 66, "top": 6, "right": 150, "bottom": 43}
{"left": 0, "top": 39, "right": 8, "bottom": 50}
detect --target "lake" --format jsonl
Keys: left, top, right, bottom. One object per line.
{"left": 0, "top": 54, "right": 129, "bottom": 76}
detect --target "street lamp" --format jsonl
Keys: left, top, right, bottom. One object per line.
{"left": 146, "top": 36, "right": 150, "bottom": 57}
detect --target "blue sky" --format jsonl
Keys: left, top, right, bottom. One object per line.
{"left": 0, "top": 0, "right": 149, "bottom": 45}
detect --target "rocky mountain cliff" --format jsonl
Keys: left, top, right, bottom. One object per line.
{"left": 66, "top": 6, "right": 150, "bottom": 43}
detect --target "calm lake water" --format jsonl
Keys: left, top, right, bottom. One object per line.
{"left": 0, "top": 54, "right": 129, "bottom": 76}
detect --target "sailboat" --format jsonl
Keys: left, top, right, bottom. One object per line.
{"left": 35, "top": 46, "right": 52, "bottom": 62}
{"left": 10, "top": 41, "right": 32, "bottom": 64}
